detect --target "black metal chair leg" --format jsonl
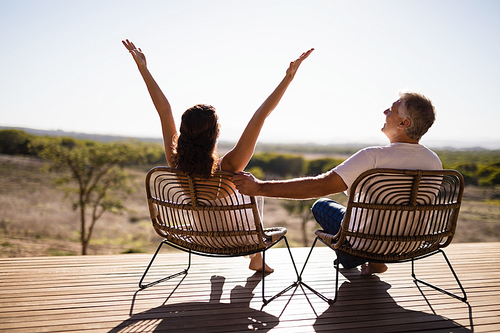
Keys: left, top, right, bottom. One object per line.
{"left": 262, "top": 236, "right": 300, "bottom": 306}
{"left": 299, "top": 237, "right": 318, "bottom": 280}
{"left": 139, "top": 240, "right": 191, "bottom": 289}
{"left": 412, "top": 249, "right": 467, "bottom": 302}
{"left": 298, "top": 236, "right": 338, "bottom": 305}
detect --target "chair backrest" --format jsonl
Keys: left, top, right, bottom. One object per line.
{"left": 335, "top": 169, "right": 464, "bottom": 262}
{"left": 145, "top": 166, "right": 268, "bottom": 255}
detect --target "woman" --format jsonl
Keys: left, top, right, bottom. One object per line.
{"left": 123, "top": 39, "right": 313, "bottom": 273}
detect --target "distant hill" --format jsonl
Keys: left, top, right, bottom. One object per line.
{"left": 1, "top": 126, "right": 499, "bottom": 152}
{"left": 0, "top": 126, "right": 366, "bottom": 155}
{"left": 0, "top": 126, "right": 163, "bottom": 144}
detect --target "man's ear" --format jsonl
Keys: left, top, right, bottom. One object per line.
{"left": 398, "top": 118, "right": 411, "bottom": 129}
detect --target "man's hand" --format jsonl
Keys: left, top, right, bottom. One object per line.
{"left": 122, "top": 39, "right": 147, "bottom": 69}
{"left": 232, "top": 171, "right": 262, "bottom": 196}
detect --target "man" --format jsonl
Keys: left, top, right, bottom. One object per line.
{"left": 232, "top": 91, "right": 442, "bottom": 275}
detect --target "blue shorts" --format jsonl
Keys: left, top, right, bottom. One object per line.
{"left": 311, "top": 198, "right": 366, "bottom": 269}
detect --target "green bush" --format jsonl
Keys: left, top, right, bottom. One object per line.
{"left": 478, "top": 163, "right": 500, "bottom": 186}
{"left": 0, "top": 130, "right": 35, "bottom": 155}
{"left": 247, "top": 153, "right": 306, "bottom": 178}
{"left": 305, "top": 157, "right": 344, "bottom": 176}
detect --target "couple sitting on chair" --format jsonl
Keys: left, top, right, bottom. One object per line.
{"left": 123, "top": 40, "right": 440, "bottom": 276}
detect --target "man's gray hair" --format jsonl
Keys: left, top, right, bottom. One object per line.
{"left": 398, "top": 92, "right": 436, "bottom": 141}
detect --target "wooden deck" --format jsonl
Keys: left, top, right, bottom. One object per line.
{"left": 1, "top": 242, "right": 499, "bottom": 332}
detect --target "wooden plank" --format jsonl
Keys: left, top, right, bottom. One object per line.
{"left": 0, "top": 243, "right": 499, "bottom": 332}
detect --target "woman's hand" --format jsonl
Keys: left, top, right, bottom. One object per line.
{"left": 220, "top": 48, "right": 314, "bottom": 173}
{"left": 121, "top": 39, "right": 177, "bottom": 167}
{"left": 286, "top": 48, "right": 314, "bottom": 79}
{"left": 122, "top": 39, "right": 147, "bottom": 69}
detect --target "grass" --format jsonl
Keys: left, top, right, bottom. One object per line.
{"left": 0, "top": 154, "right": 156, "bottom": 257}
{"left": 485, "top": 199, "right": 500, "bottom": 206}
{"left": 1, "top": 154, "right": 500, "bottom": 258}
{"left": 46, "top": 248, "right": 77, "bottom": 256}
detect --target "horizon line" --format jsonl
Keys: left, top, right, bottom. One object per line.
{"left": 2, "top": 126, "right": 500, "bottom": 151}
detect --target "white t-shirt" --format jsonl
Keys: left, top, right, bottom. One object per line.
{"left": 332, "top": 142, "right": 443, "bottom": 254}
{"left": 334, "top": 143, "right": 442, "bottom": 195}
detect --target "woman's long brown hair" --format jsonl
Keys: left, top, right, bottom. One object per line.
{"left": 171, "top": 104, "right": 220, "bottom": 178}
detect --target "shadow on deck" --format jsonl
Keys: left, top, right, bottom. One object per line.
{"left": 1, "top": 243, "right": 499, "bottom": 332}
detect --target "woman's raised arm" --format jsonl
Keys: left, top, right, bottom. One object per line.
{"left": 122, "top": 39, "right": 177, "bottom": 166}
{"left": 221, "top": 48, "right": 314, "bottom": 172}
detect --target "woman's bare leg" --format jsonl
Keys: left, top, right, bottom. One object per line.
{"left": 248, "top": 252, "right": 274, "bottom": 273}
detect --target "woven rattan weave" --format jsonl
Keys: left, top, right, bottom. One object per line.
{"left": 139, "top": 166, "right": 299, "bottom": 305}
{"left": 299, "top": 169, "right": 467, "bottom": 304}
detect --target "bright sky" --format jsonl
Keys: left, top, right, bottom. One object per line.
{"left": 1, "top": 0, "right": 499, "bottom": 148}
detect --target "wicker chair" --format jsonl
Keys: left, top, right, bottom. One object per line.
{"left": 140, "top": 166, "right": 299, "bottom": 305}
{"left": 299, "top": 168, "right": 467, "bottom": 304}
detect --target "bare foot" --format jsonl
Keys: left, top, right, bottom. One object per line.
{"left": 360, "top": 262, "right": 388, "bottom": 275}
{"left": 248, "top": 253, "right": 274, "bottom": 273}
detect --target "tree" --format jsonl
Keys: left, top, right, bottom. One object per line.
{"left": 31, "top": 137, "right": 145, "bottom": 255}
{"left": 281, "top": 199, "right": 316, "bottom": 246}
